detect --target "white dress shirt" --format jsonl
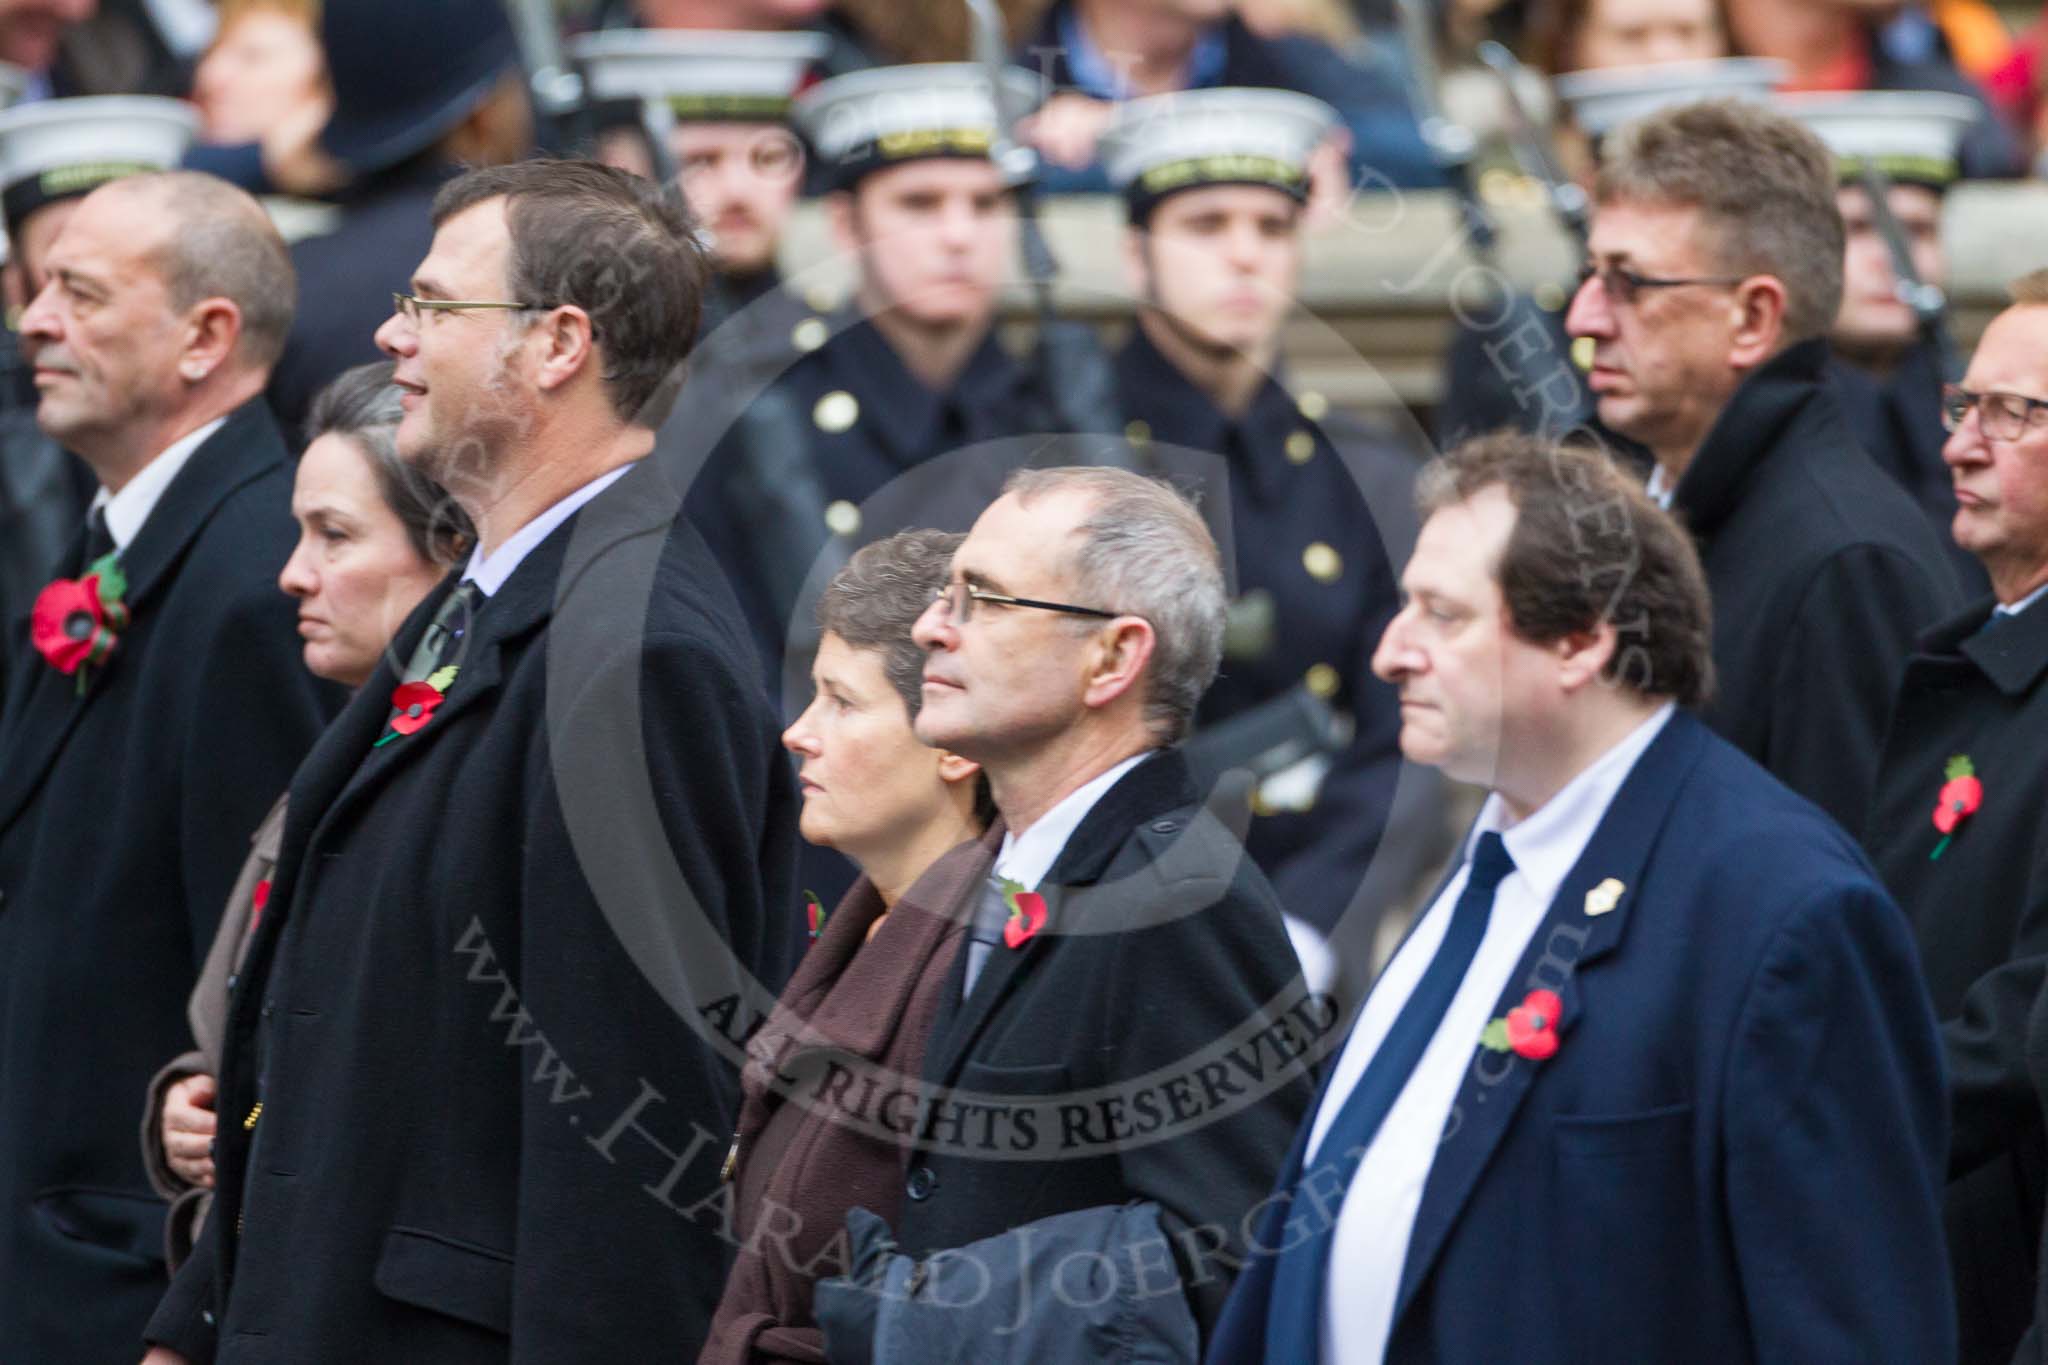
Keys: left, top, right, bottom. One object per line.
{"left": 992, "top": 751, "right": 1151, "bottom": 892}
{"left": 1311, "top": 703, "right": 1674, "bottom": 1364}
{"left": 88, "top": 417, "right": 227, "bottom": 551}
{"left": 460, "top": 464, "right": 635, "bottom": 598}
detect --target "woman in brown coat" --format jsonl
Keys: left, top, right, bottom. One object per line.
{"left": 139, "top": 362, "right": 471, "bottom": 1266}
{"left": 703, "top": 529, "right": 996, "bottom": 1364}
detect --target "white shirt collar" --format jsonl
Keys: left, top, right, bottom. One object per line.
{"left": 88, "top": 416, "right": 227, "bottom": 552}
{"left": 993, "top": 750, "right": 1153, "bottom": 892}
{"left": 1467, "top": 702, "right": 1675, "bottom": 909}
{"left": 1644, "top": 462, "right": 1676, "bottom": 511}
{"left": 1995, "top": 580, "right": 2048, "bottom": 618}
{"left": 460, "top": 464, "right": 636, "bottom": 598}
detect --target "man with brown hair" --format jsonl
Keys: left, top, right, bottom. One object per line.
{"left": 1863, "top": 266, "right": 2048, "bottom": 1364}
{"left": 142, "top": 159, "right": 799, "bottom": 1364}
{"left": 1565, "top": 96, "right": 1959, "bottom": 832}
{"left": 1212, "top": 430, "right": 1952, "bottom": 1364}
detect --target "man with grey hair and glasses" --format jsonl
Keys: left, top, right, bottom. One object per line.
{"left": 1863, "top": 267, "right": 2048, "bottom": 1365}
{"left": 813, "top": 466, "right": 1313, "bottom": 1355}
{"left": 1563, "top": 96, "right": 1958, "bottom": 833}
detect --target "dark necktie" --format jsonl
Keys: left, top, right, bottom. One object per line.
{"left": 79, "top": 507, "right": 115, "bottom": 574}
{"left": 1264, "top": 830, "right": 1517, "bottom": 1362}
{"left": 400, "top": 581, "right": 480, "bottom": 684}
{"left": 958, "top": 874, "right": 1012, "bottom": 1001}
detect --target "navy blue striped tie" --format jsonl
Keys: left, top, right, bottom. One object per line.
{"left": 1263, "top": 831, "right": 1516, "bottom": 1361}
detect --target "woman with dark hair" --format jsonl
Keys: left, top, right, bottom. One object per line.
{"left": 702, "top": 528, "right": 998, "bottom": 1365}
{"left": 139, "top": 361, "right": 472, "bottom": 1268}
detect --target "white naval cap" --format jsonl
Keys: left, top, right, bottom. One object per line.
{"left": 568, "top": 28, "right": 826, "bottom": 123}
{"left": 1554, "top": 58, "right": 1786, "bottom": 137}
{"left": 1099, "top": 86, "right": 1337, "bottom": 220}
{"left": 792, "top": 62, "right": 1040, "bottom": 190}
{"left": 0, "top": 95, "right": 199, "bottom": 237}
{"left": 1775, "top": 89, "right": 1978, "bottom": 189}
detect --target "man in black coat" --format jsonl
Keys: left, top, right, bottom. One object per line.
{"left": 0, "top": 171, "right": 342, "bottom": 1363}
{"left": 823, "top": 466, "right": 1316, "bottom": 1351}
{"left": 143, "top": 161, "right": 800, "bottom": 1364}
{"left": 1863, "top": 272, "right": 2048, "bottom": 1364}
{"left": 1565, "top": 97, "right": 1958, "bottom": 833}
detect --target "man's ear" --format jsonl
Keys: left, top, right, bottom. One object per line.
{"left": 1727, "top": 275, "right": 1789, "bottom": 369}
{"left": 1554, "top": 619, "right": 1618, "bottom": 694}
{"left": 1081, "top": 617, "right": 1157, "bottom": 712}
{"left": 532, "top": 305, "right": 597, "bottom": 394}
{"left": 179, "top": 298, "right": 243, "bottom": 384}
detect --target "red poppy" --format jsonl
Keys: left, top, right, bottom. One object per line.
{"left": 250, "top": 878, "right": 272, "bottom": 930}
{"left": 388, "top": 680, "right": 445, "bottom": 736}
{"left": 30, "top": 574, "right": 121, "bottom": 675}
{"left": 1003, "top": 889, "right": 1048, "bottom": 949}
{"left": 1930, "top": 755, "right": 1984, "bottom": 860}
{"left": 804, "top": 890, "right": 826, "bottom": 940}
{"left": 1504, "top": 989, "right": 1563, "bottom": 1060}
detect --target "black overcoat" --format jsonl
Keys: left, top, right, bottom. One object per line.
{"left": 891, "top": 750, "right": 1318, "bottom": 1343}
{"left": 145, "top": 460, "right": 802, "bottom": 1363}
{"left": 1866, "top": 596, "right": 2048, "bottom": 1364}
{"left": 1670, "top": 338, "right": 1960, "bottom": 833}
{"left": 0, "top": 400, "right": 342, "bottom": 1362}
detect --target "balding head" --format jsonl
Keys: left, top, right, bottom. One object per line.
{"left": 105, "top": 171, "right": 298, "bottom": 373}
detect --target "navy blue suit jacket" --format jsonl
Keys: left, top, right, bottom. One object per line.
{"left": 1209, "top": 710, "right": 1954, "bottom": 1364}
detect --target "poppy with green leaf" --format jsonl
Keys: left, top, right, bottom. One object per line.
{"left": 30, "top": 552, "right": 131, "bottom": 694}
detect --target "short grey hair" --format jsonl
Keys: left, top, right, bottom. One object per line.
{"left": 1596, "top": 99, "right": 1844, "bottom": 344}
{"left": 1002, "top": 465, "right": 1225, "bottom": 744}
{"left": 124, "top": 170, "right": 297, "bottom": 370}
{"left": 305, "top": 361, "right": 473, "bottom": 566}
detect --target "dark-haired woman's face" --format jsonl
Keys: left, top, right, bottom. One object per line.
{"left": 278, "top": 433, "right": 449, "bottom": 689}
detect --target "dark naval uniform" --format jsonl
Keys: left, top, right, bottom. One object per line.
{"left": 1863, "top": 597, "right": 2048, "bottom": 1365}
{"left": 1115, "top": 327, "right": 1406, "bottom": 934}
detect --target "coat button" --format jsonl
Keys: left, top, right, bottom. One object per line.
{"left": 1306, "top": 663, "right": 1340, "bottom": 698}
{"left": 1285, "top": 430, "right": 1316, "bottom": 464}
{"left": 1150, "top": 818, "right": 1180, "bottom": 834}
{"left": 906, "top": 1165, "right": 937, "bottom": 1201}
{"left": 1296, "top": 391, "right": 1329, "bottom": 420}
{"left": 1303, "top": 542, "right": 1343, "bottom": 583}
{"left": 824, "top": 499, "right": 861, "bottom": 537}
{"left": 814, "top": 390, "right": 859, "bottom": 433}
{"left": 791, "top": 316, "right": 828, "bottom": 352}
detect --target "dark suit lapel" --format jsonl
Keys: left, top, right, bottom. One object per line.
{"left": 0, "top": 403, "right": 284, "bottom": 836}
{"left": 922, "top": 750, "right": 1193, "bottom": 1088}
{"left": 1391, "top": 711, "right": 1710, "bottom": 1326}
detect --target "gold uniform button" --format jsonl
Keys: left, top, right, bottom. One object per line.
{"left": 1285, "top": 429, "right": 1316, "bottom": 464}
{"left": 1296, "top": 391, "right": 1329, "bottom": 421}
{"left": 1305, "top": 663, "right": 1340, "bottom": 698}
{"left": 791, "top": 317, "right": 828, "bottom": 353}
{"left": 824, "top": 500, "right": 862, "bottom": 537}
{"left": 805, "top": 284, "right": 839, "bottom": 313}
{"left": 1571, "top": 335, "right": 1597, "bottom": 372}
{"left": 1534, "top": 281, "right": 1565, "bottom": 312}
{"left": 814, "top": 390, "right": 859, "bottom": 433}
{"left": 1303, "top": 542, "right": 1342, "bottom": 583}
{"left": 1124, "top": 419, "right": 1151, "bottom": 444}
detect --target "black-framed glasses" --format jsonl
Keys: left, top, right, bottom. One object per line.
{"left": 1575, "top": 262, "right": 1748, "bottom": 306}
{"left": 1942, "top": 384, "right": 2048, "bottom": 442}
{"left": 391, "top": 292, "right": 550, "bottom": 323}
{"left": 930, "top": 581, "right": 1120, "bottom": 624}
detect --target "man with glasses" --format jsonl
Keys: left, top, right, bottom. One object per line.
{"left": 143, "top": 160, "right": 800, "bottom": 1365}
{"left": 812, "top": 466, "right": 1311, "bottom": 1354}
{"left": 1564, "top": 97, "right": 1958, "bottom": 833}
{"left": 1862, "top": 267, "right": 2048, "bottom": 1365}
